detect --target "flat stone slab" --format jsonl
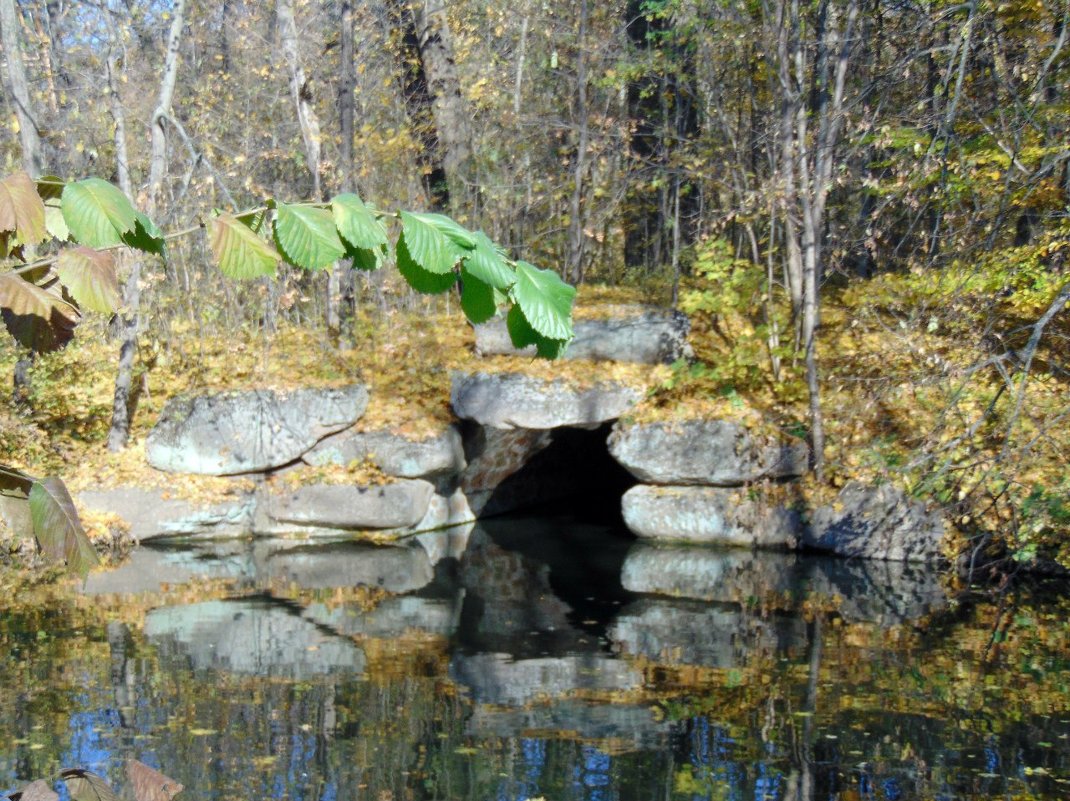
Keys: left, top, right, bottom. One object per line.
{"left": 451, "top": 371, "right": 642, "bottom": 429}
{"left": 304, "top": 425, "right": 466, "bottom": 479}
{"left": 805, "top": 481, "right": 947, "bottom": 563}
{"left": 78, "top": 486, "right": 254, "bottom": 540}
{"left": 304, "top": 595, "right": 461, "bottom": 639}
{"left": 621, "top": 484, "right": 801, "bottom": 548}
{"left": 474, "top": 306, "right": 690, "bottom": 364}
{"left": 146, "top": 384, "right": 368, "bottom": 475}
{"left": 609, "top": 420, "right": 809, "bottom": 486}
{"left": 262, "top": 479, "right": 435, "bottom": 532}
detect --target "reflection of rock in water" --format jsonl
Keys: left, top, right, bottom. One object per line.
{"left": 467, "top": 700, "right": 670, "bottom": 750}
{"left": 622, "top": 544, "right": 798, "bottom": 603}
{"left": 304, "top": 594, "right": 462, "bottom": 639}
{"left": 82, "top": 539, "right": 254, "bottom": 596}
{"left": 457, "top": 526, "right": 586, "bottom": 655}
{"left": 808, "top": 558, "right": 947, "bottom": 625}
{"left": 620, "top": 543, "right": 947, "bottom": 625}
{"left": 610, "top": 600, "right": 805, "bottom": 668}
{"left": 451, "top": 653, "right": 641, "bottom": 706}
{"left": 254, "top": 538, "right": 435, "bottom": 594}
{"left": 145, "top": 598, "right": 366, "bottom": 679}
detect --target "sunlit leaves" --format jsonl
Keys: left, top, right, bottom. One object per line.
{"left": 123, "top": 211, "right": 165, "bottom": 255}
{"left": 29, "top": 478, "right": 100, "bottom": 580}
{"left": 510, "top": 260, "right": 575, "bottom": 341}
{"left": 506, "top": 303, "right": 568, "bottom": 358}
{"left": 273, "top": 202, "right": 345, "bottom": 270}
{"left": 209, "top": 213, "right": 279, "bottom": 279}
{"left": 0, "top": 172, "right": 47, "bottom": 246}
{"left": 0, "top": 274, "right": 79, "bottom": 352}
{"left": 37, "top": 176, "right": 69, "bottom": 241}
{"left": 463, "top": 232, "right": 515, "bottom": 290}
{"left": 396, "top": 236, "right": 457, "bottom": 293}
{"left": 61, "top": 178, "right": 137, "bottom": 248}
{"left": 398, "top": 211, "right": 456, "bottom": 274}
{"left": 56, "top": 247, "right": 120, "bottom": 313}
{"left": 332, "top": 193, "right": 388, "bottom": 250}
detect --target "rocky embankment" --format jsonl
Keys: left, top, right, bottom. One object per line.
{"left": 78, "top": 304, "right": 948, "bottom": 563}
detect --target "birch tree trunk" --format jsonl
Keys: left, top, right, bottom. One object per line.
{"left": 0, "top": 0, "right": 44, "bottom": 176}
{"left": 108, "top": 0, "right": 188, "bottom": 451}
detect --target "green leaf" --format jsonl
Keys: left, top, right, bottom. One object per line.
{"left": 61, "top": 178, "right": 137, "bottom": 248}
{"left": 510, "top": 261, "right": 575, "bottom": 340}
{"left": 506, "top": 303, "right": 568, "bottom": 359}
{"left": 460, "top": 268, "right": 497, "bottom": 324}
{"left": 411, "top": 211, "right": 478, "bottom": 250}
{"left": 209, "top": 213, "right": 279, "bottom": 279}
{"left": 332, "top": 193, "right": 388, "bottom": 250}
{"left": 399, "top": 211, "right": 456, "bottom": 274}
{"left": 29, "top": 477, "right": 99, "bottom": 580}
{"left": 122, "top": 210, "right": 164, "bottom": 254}
{"left": 273, "top": 202, "right": 346, "bottom": 270}
{"left": 347, "top": 243, "right": 386, "bottom": 271}
{"left": 0, "top": 171, "right": 47, "bottom": 245}
{"left": 0, "top": 273, "right": 80, "bottom": 352}
{"left": 396, "top": 236, "right": 457, "bottom": 294}
{"left": 56, "top": 246, "right": 120, "bottom": 313}
{"left": 463, "top": 232, "right": 515, "bottom": 290}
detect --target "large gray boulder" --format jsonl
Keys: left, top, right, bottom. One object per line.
{"left": 804, "top": 481, "right": 947, "bottom": 563}
{"left": 451, "top": 372, "right": 642, "bottom": 430}
{"left": 78, "top": 486, "right": 255, "bottom": 541}
{"left": 304, "top": 425, "right": 465, "bottom": 479}
{"left": 146, "top": 385, "right": 368, "bottom": 475}
{"left": 609, "top": 420, "right": 809, "bottom": 485}
{"left": 621, "top": 484, "right": 801, "bottom": 548}
{"left": 474, "top": 306, "right": 690, "bottom": 364}
{"left": 261, "top": 479, "right": 435, "bottom": 532}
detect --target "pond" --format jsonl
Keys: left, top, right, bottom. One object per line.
{"left": 1, "top": 515, "right": 1069, "bottom": 801}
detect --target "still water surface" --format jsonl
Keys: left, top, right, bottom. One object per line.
{"left": 1, "top": 515, "right": 1068, "bottom": 801}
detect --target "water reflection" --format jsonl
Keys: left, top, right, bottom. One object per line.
{"left": 0, "top": 515, "right": 1068, "bottom": 801}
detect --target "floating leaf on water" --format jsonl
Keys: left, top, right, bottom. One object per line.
{"left": 8, "top": 779, "right": 59, "bottom": 801}
{"left": 59, "top": 769, "right": 120, "bottom": 801}
{"left": 127, "top": 760, "right": 184, "bottom": 801}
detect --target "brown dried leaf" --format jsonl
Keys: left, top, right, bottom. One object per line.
{"left": 59, "top": 769, "right": 120, "bottom": 801}
{"left": 126, "top": 759, "right": 184, "bottom": 801}
{"left": 8, "top": 779, "right": 59, "bottom": 801}
{"left": 0, "top": 172, "right": 47, "bottom": 245}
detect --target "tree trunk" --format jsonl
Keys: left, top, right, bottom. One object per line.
{"left": 339, "top": 0, "right": 356, "bottom": 190}
{"left": 278, "top": 0, "right": 340, "bottom": 344}
{"left": 566, "top": 0, "right": 589, "bottom": 285}
{"left": 0, "top": 0, "right": 44, "bottom": 176}
{"left": 108, "top": 0, "right": 188, "bottom": 452}
{"left": 388, "top": 0, "right": 471, "bottom": 213}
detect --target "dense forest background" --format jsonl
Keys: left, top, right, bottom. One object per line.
{"left": 1, "top": 0, "right": 1068, "bottom": 571}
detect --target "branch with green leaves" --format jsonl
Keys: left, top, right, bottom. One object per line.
{"left": 0, "top": 171, "right": 576, "bottom": 357}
